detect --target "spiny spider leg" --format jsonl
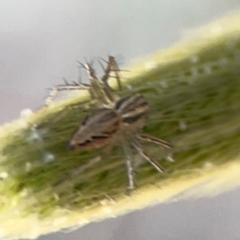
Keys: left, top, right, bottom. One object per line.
{"left": 99, "top": 56, "right": 130, "bottom": 73}
{"left": 43, "top": 78, "right": 91, "bottom": 108}
{"left": 81, "top": 57, "right": 123, "bottom": 105}
{"left": 81, "top": 62, "right": 102, "bottom": 99}
{"left": 137, "top": 134, "right": 174, "bottom": 149}
{"left": 100, "top": 56, "right": 122, "bottom": 91}
{"left": 90, "top": 56, "right": 123, "bottom": 102}
{"left": 121, "top": 138, "right": 135, "bottom": 194}
{"left": 81, "top": 61, "right": 114, "bottom": 106}
{"left": 78, "top": 61, "right": 97, "bottom": 81}
{"left": 43, "top": 56, "right": 123, "bottom": 110}
{"left": 98, "top": 57, "right": 115, "bottom": 98}
{"left": 131, "top": 139, "right": 165, "bottom": 173}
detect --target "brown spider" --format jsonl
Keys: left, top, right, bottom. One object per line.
{"left": 43, "top": 56, "right": 173, "bottom": 194}
{"left": 66, "top": 94, "right": 173, "bottom": 194}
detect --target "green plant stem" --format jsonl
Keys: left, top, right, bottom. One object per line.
{"left": 0, "top": 13, "right": 240, "bottom": 240}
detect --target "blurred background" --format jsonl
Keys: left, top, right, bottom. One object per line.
{"left": 1, "top": 0, "right": 240, "bottom": 239}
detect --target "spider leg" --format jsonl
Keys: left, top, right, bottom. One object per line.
{"left": 100, "top": 56, "right": 122, "bottom": 91}
{"left": 78, "top": 57, "right": 122, "bottom": 106}
{"left": 98, "top": 57, "right": 115, "bottom": 100}
{"left": 101, "top": 56, "right": 113, "bottom": 84}
{"left": 110, "top": 57, "right": 122, "bottom": 91}
{"left": 137, "top": 134, "right": 174, "bottom": 161}
{"left": 132, "top": 139, "right": 164, "bottom": 173}
{"left": 99, "top": 56, "right": 130, "bottom": 73}
{"left": 80, "top": 63, "right": 114, "bottom": 105}
{"left": 78, "top": 61, "right": 101, "bottom": 98}
{"left": 99, "top": 56, "right": 121, "bottom": 103}
{"left": 79, "top": 61, "right": 98, "bottom": 82}
{"left": 43, "top": 78, "right": 91, "bottom": 108}
{"left": 137, "top": 133, "right": 173, "bottom": 149}
{"left": 42, "top": 56, "right": 123, "bottom": 110}
{"left": 121, "top": 139, "right": 135, "bottom": 195}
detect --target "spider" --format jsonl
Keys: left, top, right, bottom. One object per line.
{"left": 42, "top": 57, "right": 173, "bottom": 194}
{"left": 64, "top": 93, "right": 174, "bottom": 194}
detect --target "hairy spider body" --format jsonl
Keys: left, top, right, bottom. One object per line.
{"left": 44, "top": 56, "right": 174, "bottom": 194}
